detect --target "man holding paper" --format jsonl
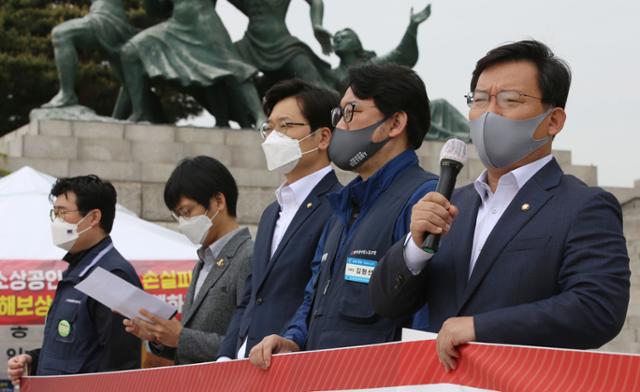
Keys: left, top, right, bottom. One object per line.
{"left": 7, "top": 175, "right": 142, "bottom": 384}
{"left": 124, "top": 156, "right": 253, "bottom": 364}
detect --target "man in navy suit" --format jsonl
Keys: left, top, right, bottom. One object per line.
{"left": 248, "top": 64, "right": 439, "bottom": 369}
{"left": 217, "top": 79, "right": 341, "bottom": 360}
{"left": 370, "top": 40, "right": 630, "bottom": 372}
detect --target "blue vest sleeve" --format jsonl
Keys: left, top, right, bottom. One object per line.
{"left": 282, "top": 218, "right": 333, "bottom": 349}
{"left": 393, "top": 179, "right": 439, "bottom": 242}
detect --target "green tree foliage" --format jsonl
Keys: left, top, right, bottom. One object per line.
{"left": 0, "top": 0, "right": 201, "bottom": 137}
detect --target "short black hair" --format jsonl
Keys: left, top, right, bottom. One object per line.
{"left": 49, "top": 175, "right": 117, "bottom": 233}
{"left": 262, "top": 79, "right": 340, "bottom": 131}
{"left": 163, "top": 156, "right": 239, "bottom": 217}
{"left": 346, "top": 63, "right": 431, "bottom": 149}
{"left": 470, "top": 40, "right": 572, "bottom": 108}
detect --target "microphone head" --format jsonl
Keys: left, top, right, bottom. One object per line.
{"left": 439, "top": 138, "right": 467, "bottom": 167}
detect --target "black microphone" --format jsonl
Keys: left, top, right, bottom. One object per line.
{"left": 421, "top": 138, "right": 467, "bottom": 254}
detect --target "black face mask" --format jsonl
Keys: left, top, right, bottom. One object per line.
{"left": 328, "top": 118, "right": 389, "bottom": 171}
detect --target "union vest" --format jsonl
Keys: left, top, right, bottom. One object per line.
{"left": 37, "top": 240, "right": 141, "bottom": 375}
{"left": 306, "top": 165, "right": 436, "bottom": 350}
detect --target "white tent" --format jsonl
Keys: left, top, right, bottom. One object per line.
{"left": 0, "top": 166, "right": 197, "bottom": 260}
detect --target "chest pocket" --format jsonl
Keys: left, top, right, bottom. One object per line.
{"left": 505, "top": 235, "right": 550, "bottom": 252}
{"left": 337, "top": 281, "right": 378, "bottom": 324}
{"left": 52, "top": 299, "right": 81, "bottom": 344}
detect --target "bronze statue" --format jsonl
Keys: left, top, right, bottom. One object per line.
{"left": 119, "top": 0, "right": 265, "bottom": 125}
{"left": 39, "top": 0, "right": 469, "bottom": 139}
{"left": 427, "top": 99, "right": 471, "bottom": 141}
{"left": 228, "top": 0, "right": 334, "bottom": 92}
{"left": 41, "top": 0, "right": 137, "bottom": 109}
{"left": 329, "top": 4, "right": 470, "bottom": 141}
{"left": 330, "top": 4, "right": 431, "bottom": 88}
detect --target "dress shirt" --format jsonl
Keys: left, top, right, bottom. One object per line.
{"left": 232, "top": 165, "right": 332, "bottom": 360}
{"left": 270, "top": 165, "right": 333, "bottom": 257}
{"left": 147, "top": 227, "right": 246, "bottom": 358}
{"left": 404, "top": 154, "right": 553, "bottom": 276}
{"left": 194, "top": 227, "right": 243, "bottom": 300}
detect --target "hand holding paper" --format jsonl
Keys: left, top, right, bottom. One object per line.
{"left": 126, "top": 309, "right": 183, "bottom": 348}
{"left": 75, "top": 267, "right": 177, "bottom": 321}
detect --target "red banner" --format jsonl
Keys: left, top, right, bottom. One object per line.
{"left": 21, "top": 340, "right": 640, "bottom": 392}
{"left": 0, "top": 260, "right": 195, "bottom": 324}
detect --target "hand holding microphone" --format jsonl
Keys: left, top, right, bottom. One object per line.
{"left": 410, "top": 139, "right": 467, "bottom": 253}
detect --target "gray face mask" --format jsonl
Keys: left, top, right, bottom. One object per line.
{"left": 470, "top": 109, "right": 553, "bottom": 169}
{"left": 329, "top": 118, "right": 388, "bottom": 171}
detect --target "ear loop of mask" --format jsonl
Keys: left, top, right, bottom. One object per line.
{"left": 533, "top": 108, "right": 555, "bottom": 142}
{"left": 207, "top": 209, "right": 220, "bottom": 223}
{"left": 206, "top": 195, "right": 224, "bottom": 222}
{"left": 75, "top": 211, "right": 96, "bottom": 236}
{"left": 299, "top": 128, "right": 322, "bottom": 155}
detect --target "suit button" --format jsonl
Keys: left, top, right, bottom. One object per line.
{"left": 256, "top": 297, "right": 263, "bottom": 304}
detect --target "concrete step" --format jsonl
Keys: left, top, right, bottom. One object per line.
{"left": 606, "top": 327, "right": 637, "bottom": 345}
{"left": 2, "top": 120, "right": 603, "bottom": 188}
{"left": 623, "top": 220, "right": 640, "bottom": 240}
{"left": 599, "top": 339, "right": 640, "bottom": 354}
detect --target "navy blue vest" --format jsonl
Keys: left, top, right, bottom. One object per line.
{"left": 37, "top": 238, "right": 141, "bottom": 375}
{"left": 306, "top": 165, "right": 435, "bottom": 350}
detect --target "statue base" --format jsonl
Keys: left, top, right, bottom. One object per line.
{"left": 30, "top": 105, "right": 126, "bottom": 123}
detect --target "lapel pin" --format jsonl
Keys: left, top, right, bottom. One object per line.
{"left": 216, "top": 258, "right": 225, "bottom": 267}
{"left": 521, "top": 203, "right": 531, "bottom": 212}
{"left": 306, "top": 202, "right": 313, "bottom": 209}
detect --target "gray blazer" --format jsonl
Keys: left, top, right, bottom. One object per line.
{"left": 151, "top": 227, "right": 253, "bottom": 364}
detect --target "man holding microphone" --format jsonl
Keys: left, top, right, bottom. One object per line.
{"left": 370, "top": 40, "right": 630, "bottom": 372}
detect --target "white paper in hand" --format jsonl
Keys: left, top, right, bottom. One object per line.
{"left": 75, "top": 266, "right": 176, "bottom": 321}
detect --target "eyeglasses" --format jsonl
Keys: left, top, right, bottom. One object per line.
{"left": 465, "top": 90, "right": 543, "bottom": 110}
{"left": 258, "top": 121, "right": 308, "bottom": 139}
{"left": 330, "top": 103, "right": 377, "bottom": 127}
{"left": 49, "top": 208, "right": 80, "bottom": 222}
{"left": 171, "top": 204, "right": 202, "bottom": 220}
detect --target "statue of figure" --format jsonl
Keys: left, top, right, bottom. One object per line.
{"left": 41, "top": 0, "right": 138, "bottom": 109}
{"left": 119, "top": 0, "right": 265, "bottom": 125}
{"left": 427, "top": 98, "right": 471, "bottom": 141}
{"left": 329, "top": 4, "right": 470, "bottom": 141}
{"left": 228, "top": 0, "right": 334, "bottom": 92}
{"left": 331, "top": 4, "right": 431, "bottom": 88}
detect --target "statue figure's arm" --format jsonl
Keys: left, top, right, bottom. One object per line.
{"left": 376, "top": 3, "right": 431, "bottom": 67}
{"left": 144, "top": 0, "right": 173, "bottom": 18}
{"left": 306, "top": 0, "right": 333, "bottom": 55}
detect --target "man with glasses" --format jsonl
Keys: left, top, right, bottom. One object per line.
{"left": 249, "top": 63, "right": 439, "bottom": 369}
{"left": 7, "top": 175, "right": 141, "bottom": 384}
{"left": 370, "top": 40, "right": 630, "bottom": 372}
{"left": 123, "top": 156, "right": 253, "bottom": 365}
{"left": 216, "top": 79, "right": 342, "bottom": 361}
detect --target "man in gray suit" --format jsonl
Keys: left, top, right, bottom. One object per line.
{"left": 124, "top": 156, "right": 253, "bottom": 364}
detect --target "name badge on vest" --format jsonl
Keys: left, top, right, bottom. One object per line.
{"left": 344, "top": 257, "right": 377, "bottom": 284}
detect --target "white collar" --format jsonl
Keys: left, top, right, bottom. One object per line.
{"left": 198, "top": 227, "right": 243, "bottom": 264}
{"left": 275, "top": 165, "right": 332, "bottom": 209}
{"left": 474, "top": 154, "right": 553, "bottom": 201}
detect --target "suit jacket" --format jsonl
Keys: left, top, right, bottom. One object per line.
{"left": 151, "top": 227, "right": 253, "bottom": 364}
{"left": 370, "top": 158, "right": 630, "bottom": 349}
{"left": 218, "top": 171, "right": 342, "bottom": 358}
